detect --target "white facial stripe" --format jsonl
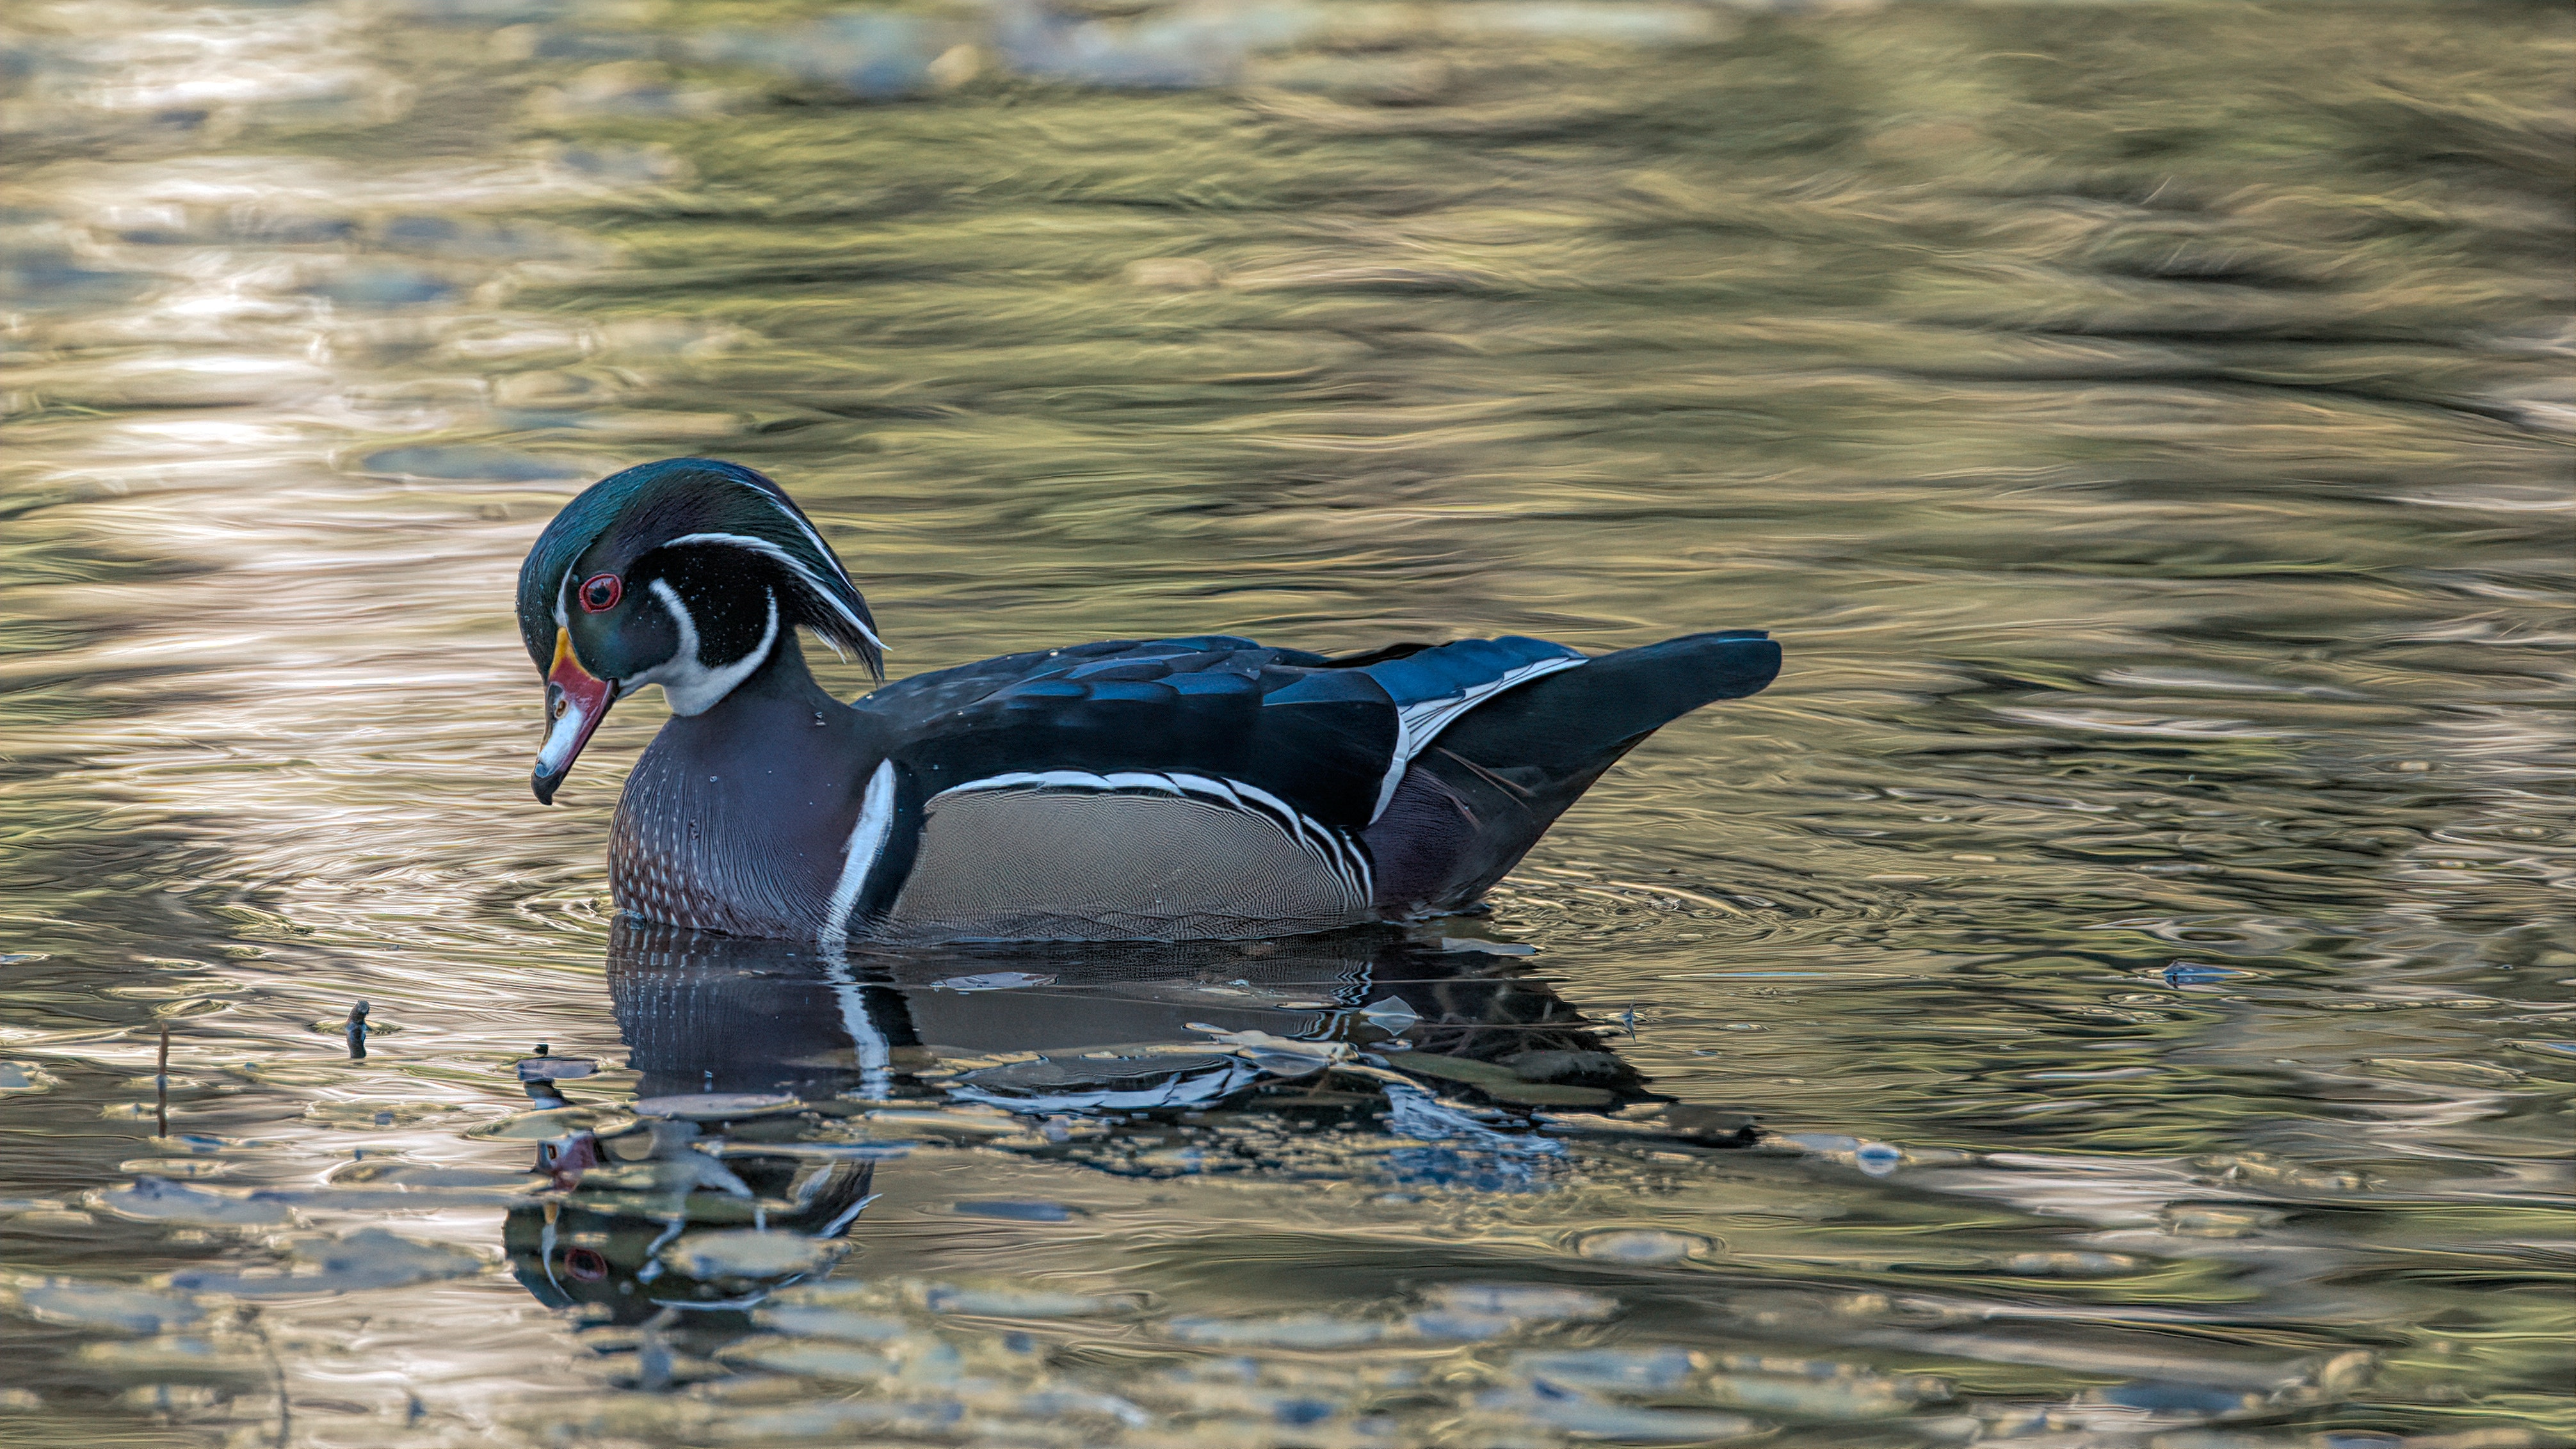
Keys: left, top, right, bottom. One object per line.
{"left": 748, "top": 495, "right": 867, "bottom": 617}
{"left": 820, "top": 759, "right": 899, "bottom": 953}
{"left": 659, "top": 531, "right": 883, "bottom": 652}
{"left": 641, "top": 577, "right": 698, "bottom": 680}
{"left": 536, "top": 694, "right": 592, "bottom": 773}
{"left": 627, "top": 579, "right": 779, "bottom": 716}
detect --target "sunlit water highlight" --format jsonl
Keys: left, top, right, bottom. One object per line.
{"left": 1, "top": 0, "right": 2570, "bottom": 1445}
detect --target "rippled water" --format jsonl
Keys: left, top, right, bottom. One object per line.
{"left": 3, "top": 0, "right": 2572, "bottom": 1444}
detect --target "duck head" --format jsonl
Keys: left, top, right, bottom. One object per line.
{"left": 515, "top": 458, "right": 881, "bottom": 804}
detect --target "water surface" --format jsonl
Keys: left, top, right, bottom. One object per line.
{"left": 1, "top": 1, "right": 2571, "bottom": 1445}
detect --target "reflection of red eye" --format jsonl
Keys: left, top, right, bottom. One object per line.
{"left": 563, "top": 1247, "right": 608, "bottom": 1281}
{"left": 579, "top": 574, "right": 622, "bottom": 613}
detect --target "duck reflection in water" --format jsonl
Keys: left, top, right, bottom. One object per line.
{"left": 504, "top": 918, "right": 1758, "bottom": 1327}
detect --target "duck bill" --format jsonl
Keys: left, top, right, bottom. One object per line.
{"left": 533, "top": 628, "right": 618, "bottom": 805}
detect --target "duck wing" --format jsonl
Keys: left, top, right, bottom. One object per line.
{"left": 844, "top": 634, "right": 1604, "bottom": 940}
{"left": 857, "top": 634, "right": 1598, "bottom": 829}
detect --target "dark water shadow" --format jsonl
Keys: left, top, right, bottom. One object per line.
{"left": 501, "top": 920, "right": 1760, "bottom": 1327}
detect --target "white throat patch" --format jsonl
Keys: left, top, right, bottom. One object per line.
{"left": 629, "top": 580, "right": 778, "bottom": 716}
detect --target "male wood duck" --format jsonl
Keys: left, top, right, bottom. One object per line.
{"left": 518, "top": 458, "right": 1780, "bottom": 947}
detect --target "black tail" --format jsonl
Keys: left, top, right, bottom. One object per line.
{"left": 1363, "top": 631, "right": 1779, "bottom": 913}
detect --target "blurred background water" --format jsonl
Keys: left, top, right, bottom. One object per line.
{"left": 1, "top": 0, "right": 2571, "bottom": 1445}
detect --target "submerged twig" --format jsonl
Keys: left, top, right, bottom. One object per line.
{"left": 236, "top": 1303, "right": 290, "bottom": 1449}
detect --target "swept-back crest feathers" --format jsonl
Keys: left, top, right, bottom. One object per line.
{"left": 516, "top": 458, "right": 882, "bottom": 678}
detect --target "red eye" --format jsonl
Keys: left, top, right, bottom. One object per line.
{"left": 579, "top": 573, "right": 622, "bottom": 613}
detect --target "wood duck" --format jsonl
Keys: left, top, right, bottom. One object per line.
{"left": 518, "top": 458, "right": 1780, "bottom": 946}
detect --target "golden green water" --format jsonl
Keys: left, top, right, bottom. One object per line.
{"left": 1, "top": 0, "right": 2571, "bottom": 1445}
